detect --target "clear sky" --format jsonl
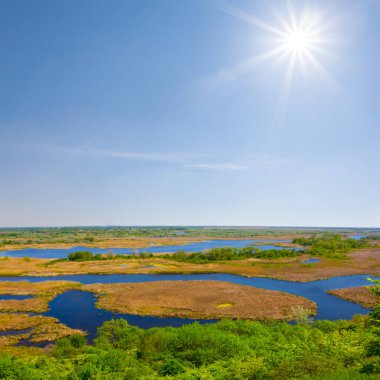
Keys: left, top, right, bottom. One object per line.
{"left": 0, "top": 0, "right": 379, "bottom": 227}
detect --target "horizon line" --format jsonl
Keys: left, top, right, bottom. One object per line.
{"left": 0, "top": 225, "right": 379, "bottom": 230}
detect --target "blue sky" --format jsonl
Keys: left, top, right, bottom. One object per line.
{"left": 0, "top": 0, "right": 379, "bottom": 227}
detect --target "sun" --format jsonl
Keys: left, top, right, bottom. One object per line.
{"left": 284, "top": 30, "right": 313, "bottom": 54}
{"left": 211, "top": 0, "right": 336, "bottom": 113}
{"left": 214, "top": 1, "right": 331, "bottom": 73}
{"left": 210, "top": 1, "right": 338, "bottom": 141}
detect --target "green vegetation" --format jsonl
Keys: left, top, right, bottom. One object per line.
{"left": 366, "top": 235, "right": 380, "bottom": 241}
{"left": 293, "top": 233, "right": 366, "bottom": 259}
{"left": 67, "top": 251, "right": 97, "bottom": 261}
{"left": 65, "top": 251, "right": 154, "bottom": 262}
{"left": 163, "top": 246, "right": 299, "bottom": 263}
{"left": 61, "top": 246, "right": 298, "bottom": 264}
{"left": 0, "top": 315, "right": 379, "bottom": 379}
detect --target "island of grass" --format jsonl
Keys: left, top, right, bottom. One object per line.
{"left": 83, "top": 280, "right": 316, "bottom": 320}
{"left": 0, "top": 314, "right": 85, "bottom": 346}
{"left": 328, "top": 286, "right": 379, "bottom": 308}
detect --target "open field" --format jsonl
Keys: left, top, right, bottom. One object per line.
{"left": 83, "top": 280, "right": 316, "bottom": 320}
{"left": 328, "top": 286, "right": 379, "bottom": 308}
{"left": 0, "top": 247, "right": 379, "bottom": 282}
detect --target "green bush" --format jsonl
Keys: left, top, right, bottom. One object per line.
{"left": 292, "top": 233, "right": 366, "bottom": 258}
{"left": 67, "top": 251, "right": 95, "bottom": 261}
{"left": 164, "top": 246, "right": 298, "bottom": 264}
{"left": 0, "top": 317, "right": 378, "bottom": 379}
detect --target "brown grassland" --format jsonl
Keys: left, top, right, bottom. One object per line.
{"left": 83, "top": 280, "right": 316, "bottom": 320}
{"left": 0, "top": 314, "right": 85, "bottom": 346}
{"left": 328, "top": 286, "right": 379, "bottom": 308}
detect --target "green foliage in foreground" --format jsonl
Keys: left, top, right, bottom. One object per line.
{"left": 0, "top": 314, "right": 379, "bottom": 380}
{"left": 163, "top": 246, "right": 299, "bottom": 263}
{"left": 293, "top": 233, "right": 366, "bottom": 259}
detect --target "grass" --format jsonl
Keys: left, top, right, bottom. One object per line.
{"left": 303, "top": 369, "right": 380, "bottom": 379}
{"left": 328, "top": 286, "right": 378, "bottom": 308}
{"left": 0, "top": 314, "right": 85, "bottom": 344}
{"left": 83, "top": 280, "right": 316, "bottom": 320}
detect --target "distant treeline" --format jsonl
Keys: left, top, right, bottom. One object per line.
{"left": 1, "top": 226, "right": 376, "bottom": 247}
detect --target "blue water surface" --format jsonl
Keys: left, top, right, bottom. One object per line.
{"left": 303, "top": 258, "right": 321, "bottom": 264}
{"left": 0, "top": 294, "right": 33, "bottom": 300}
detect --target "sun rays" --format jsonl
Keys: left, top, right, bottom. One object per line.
{"left": 213, "top": 0, "right": 333, "bottom": 78}
{"left": 208, "top": 0, "right": 338, "bottom": 148}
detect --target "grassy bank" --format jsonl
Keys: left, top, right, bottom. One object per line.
{"left": 328, "top": 286, "right": 379, "bottom": 308}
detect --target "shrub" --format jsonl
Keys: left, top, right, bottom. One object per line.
{"left": 67, "top": 251, "right": 95, "bottom": 261}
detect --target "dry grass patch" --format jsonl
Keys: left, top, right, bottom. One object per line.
{"left": 0, "top": 334, "right": 30, "bottom": 347}
{"left": 328, "top": 286, "right": 379, "bottom": 308}
{"left": 0, "top": 314, "right": 85, "bottom": 344}
{"left": 84, "top": 280, "right": 316, "bottom": 321}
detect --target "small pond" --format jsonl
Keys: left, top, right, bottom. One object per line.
{"left": 0, "top": 295, "right": 33, "bottom": 300}
{"left": 302, "top": 258, "right": 321, "bottom": 264}
{"left": 349, "top": 235, "right": 366, "bottom": 240}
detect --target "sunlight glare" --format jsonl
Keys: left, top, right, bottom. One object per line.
{"left": 284, "top": 30, "right": 312, "bottom": 53}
